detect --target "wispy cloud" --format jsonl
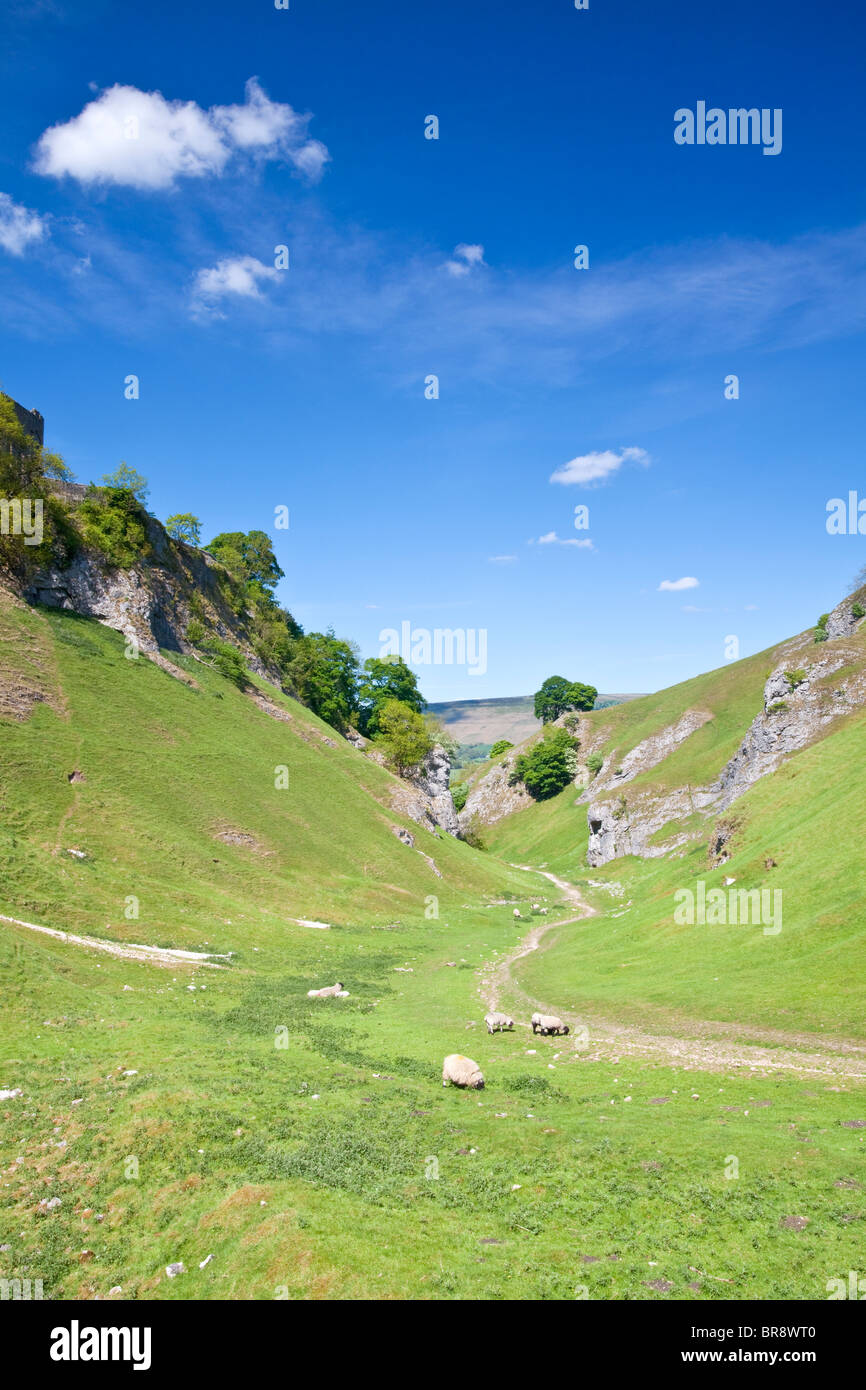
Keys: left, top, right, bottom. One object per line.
{"left": 550, "top": 446, "right": 649, "bottom": 487}
{"left": 33, "top": 78, "right": 329, "bottom": 190}
{"left": 0, "top": 192, "right": 47, "bottom": 256}
{"left": 659, "top": 576, "right": 699, "bottom": 591}
{"left": 532, "top": 531, "right": 595, "bottom": 549}
{"left": 445, "top": 243, "right": 486, "bottom": 277}
{"left": 488, "top": 554, "right": 517, "bottom": 565}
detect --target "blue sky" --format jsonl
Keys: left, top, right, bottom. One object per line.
{"left": 2, "top": 0, "right": 865, "bottom": 699}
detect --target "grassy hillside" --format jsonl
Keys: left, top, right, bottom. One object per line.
{"left": 486, "top": 628, "right": 866, "bottom": 1038}
{"left": 2, "top": 593, "right": 865, "bottom": 1302}
{"left": 0, "top": 593, "right": 522, "bottom": 939}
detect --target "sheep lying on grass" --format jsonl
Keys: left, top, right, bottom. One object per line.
{"left": 530, "top": 1011, "right": 569, "bottom": 1036}
{"left": 442, "top": 1054, "right": 485, "bottom": 1089}
{"left": 484, "top": 1011, "right": 514, "bottom": 1034}
{"left": 307, "top": 981, "right": 349, "bottom": 998}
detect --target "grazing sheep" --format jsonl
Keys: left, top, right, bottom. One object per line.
{"left": 442, "top": 1054, "right": 485, "bottom": 1089}
{"left": 513, "top": 908, "right": 521, "bottom": 919}
{"left": 307, "top": 981, "right": 347, "bottom": 999}
{"left": 531, "top": 1012, "right": 569, "bottom": 1036}
{"left": 484, "top": 1011, "right": 514, "bottom": 1034}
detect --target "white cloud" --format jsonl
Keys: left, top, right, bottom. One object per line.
{"left": 534, "top": 531, "right": 595, "bottom": 549}
{"left": 659, "top": 576, "right": 699, "bottom": 591}
{"left": 0, "top": 192, "right": 47, "bottom": 255}
{"left": 446, "top": 243, "right": 486, "bottom": 277}
{"left": 488, "top": 554, "right": 517, "bottom": 565}
{"left": 33, "top": 78, "right": 329, "bottom": 190}
{"left": 192, "top": 254, "right": 281, "bottom": 313}
{"left": 550, "top": 446, "right": 649, "bottom": 487}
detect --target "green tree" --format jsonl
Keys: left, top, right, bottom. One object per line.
{"left": 533, "top": 675, "right": 598, "bottom": 723}
{"left": 357, "top": 656, "right": 425, "bottom": 736}
{"left": 100, "top": 462, "right": 149, "bottom": 504}
{"left": 510, "top": 726, "right": 579, "bottom": 800}
{"left": 206, "top": 530, "right": 284, "bottom": 603}
{"left": 374, "top": 698, "right": 434, "bottom": 775}
{"left": 489, "top": 739, "right": 514, "bottom": 758}
{"left": 288, "top": 630, "right": 359, "bottom": 730}
{"left": 165, "top": 513, "right": 202, "bottom": 546}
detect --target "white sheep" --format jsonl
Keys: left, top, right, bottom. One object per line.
{"left": 484, "top": 1011, "right": 514, "bottom": 1034}
{"left": 513, "top": 908, "right": 521, "bottom": 919}
{"left": 530, "top": 1012, "right": 569, "bottom": 1036}
{"left": 307, "top": 981, "right": 348, "bottom": 999}
{"left": 442, "top": 1054, "right": 485, "bottom": 1089}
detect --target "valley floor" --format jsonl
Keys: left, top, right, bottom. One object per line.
{"left": 2, "top": 867, "right": 864, "bottom": 1302}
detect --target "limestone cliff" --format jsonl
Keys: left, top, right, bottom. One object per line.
{"left": 23, "top": 495, "right": 279, "bottom": 682}
{"left": 586, "top": 588, "right": 866, "bottom": 867}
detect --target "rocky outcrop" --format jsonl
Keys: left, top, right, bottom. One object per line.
{"left": 458, "top": 747, "right": 534, "bottom": 829}
{"left": 411, "top": 743, "right": 460, "bottom": 835}
{"left": 583, "top": 707, "right": 712, "bottom": 797}
{"left": 586, "top": 785, "right": 714, "bottom": 866}
{"left": 389, "top": 744, "right": 459, "bottom": 836}
{"left": 23, "top": 510, "right": 278, "bottom": 682}
{"left": 825, "top": 584, "right": 866, "bottom": 639}
{"left": 586, "top": 591, "right": 866, "bottom": 866}
{"left": 713, "top": 652, "right": 866, "bottom": 808}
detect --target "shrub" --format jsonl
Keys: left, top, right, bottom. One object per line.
{"left": 451, "top": 782, "right": 469, "bottom": 813}
{"left": 767, "top": 700, "right": 788, "bottom": 714}
{"left": 509, "top": 726, "right": 579, "bottom": 800}
{"left": 77, "top": 486, "right": 151, "bottom": 568}
{"left": 489, "top": 739, "right": 514, "bottom": 758}
{"left": 852, "top": 602, "right": 865, "bottom": 620}
{"left": 202, "top": 638, "right": 248, "bottom": 688}
{"left": 784, "top": 669, "right": 806, "bottom": 690}
{"left": 186, "top": 618, "right": 205, "bottom": 646}
{"left": 586, "top": 752, "right": 604, "bottom": 777}
{"left": 460, "top": 814, "right": 487, "bottom": 850}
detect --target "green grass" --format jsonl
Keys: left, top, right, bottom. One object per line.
{"left": 2, "top": 596, "right": 865, "bottom": 1300}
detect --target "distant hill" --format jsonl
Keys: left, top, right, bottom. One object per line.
{"left": 429, "top": 692, "right": 643, "bottom": 754}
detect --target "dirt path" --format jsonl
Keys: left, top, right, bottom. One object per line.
{"left": 478, "top": 867, "right": 866, "bottom": 1081}
{"left": 0, "top": 913, "right": 231, "bottom": 968}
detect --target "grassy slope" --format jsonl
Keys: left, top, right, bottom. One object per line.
{"left": 2, "top": 597, "right": 865, "bottom": 1301}
{"left": 486, "top": 638, "right": 866, "bottom": 1038}
{"left": 0, "top": 596, "right": 520, "bottom": 939}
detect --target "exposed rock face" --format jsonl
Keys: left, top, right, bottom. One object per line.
{"left": 713, "top": 653, "right": 865, "bottom": 808}
{"left": 825, "top": 585, "right": 866, "bottom": 639}
{"left": 586, "top": 786, "right": 711, "bottom": 867}
{"left": 389, "top": 744, "right": 459, "bottom": 836}
{"left": 458, "top": 748, "right": 534, "bottom": 829}
{"left": 586, "top": 590, "right": 866, "bottom": 866}
{"left": 412, "top": 744, "right": 460, "bottom": 835}
{"left": 23, "top": 512, "right": 278, "bottom": 681}
{"left": 582, "top": 707, "right": 712, "bottom": 798}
